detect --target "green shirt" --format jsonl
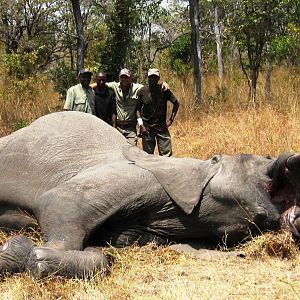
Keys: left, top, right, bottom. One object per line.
{"left": 64, "top": 83, "right": 95, "bottom": 114}
{"left": 106, "top": 82, "right": 143, "bottom": 123}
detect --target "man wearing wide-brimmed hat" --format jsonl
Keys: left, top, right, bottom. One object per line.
{"left": 137, "top": 68, "right": 179, "bottom": 156}
{"left": 64, "top": 68, "right": 95, "bottom": 114}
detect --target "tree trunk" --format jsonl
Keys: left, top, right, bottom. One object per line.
{"left": 214, "top": 5, "right": 224, "bottom": 83}
{"left": 250, "top": 78, "right": 257, "bottom": 106}
{"left": 70, "top": 0, "right": 86, "bottom": 72}
{"left": 189, "top": 0, "right": 202, "bottom": 105}
{"left": 265, "top": 59, "right": 272, "bottom": 102}
{"left": 265, "top": 43, "right": 272, "bottom": 102}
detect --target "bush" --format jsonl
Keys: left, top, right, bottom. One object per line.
{"left": 51, "top": 61, "right": 77, "bottom": 99}
{"left": 3, "top": 51, "right": 39, "bottom": 80}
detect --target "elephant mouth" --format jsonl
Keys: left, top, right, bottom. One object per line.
{"left": 267, "top": 180, "right": 300, "bottom": 236}
{"left": 269, "top": 184, "right": 300, "bottom": 237}
{"left": 268, "top": 153, "right": 300, "bottom": 237}
{"left": 281, "top": 206, "right": 300, "bottom": 237}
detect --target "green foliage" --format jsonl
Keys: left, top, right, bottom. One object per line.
{"left": 100, "top": 0, "right": 137, "bottom": 80}
{"left": 0, "top": 0, "right": 64, "bottom": 73}
{"left": 3, "top": 51, "right": 39, "bottom": 79}
{"left": 0, "top": 0, "right": 299, "bottom": 99}
{"left": 226, "top": 0, "right": 299, "bottom": 100}
{"left": 51, "top": 61, "right": 77, "bottom": 99}
{"left": 271, "top": 22, "right": 300, "bottom": 64}
{"left": 98, "top": 0, "right": 170, "bottom": 80}
{"left": 168, "top": 34, "right": 192, "bottom": 75}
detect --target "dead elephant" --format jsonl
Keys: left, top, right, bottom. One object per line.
{"left": 0, "top": 111, "right": 299, "bottom": 278}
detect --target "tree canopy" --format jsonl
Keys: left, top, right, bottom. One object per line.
{"left": 0, "top": 0, "right": 298, "bottom": 101}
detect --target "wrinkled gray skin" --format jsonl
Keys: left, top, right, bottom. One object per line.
{"left": 0, "top": 111, "right": 300, "bottom": 279}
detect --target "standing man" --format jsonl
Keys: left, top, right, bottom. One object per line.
{"left": 106, "top": 68, "right": 143, "bottom": 145}
{"left": 90, "top": 68, "right": 169, "bottom": 145}
{"left": 93, "top": 71, "right": 117, "bottom": 127}
{"left": 137, "top": 68, "right": 179, "bottom": 157}
{"left": 64, "top": 69, "right": 95, "bottom": 114}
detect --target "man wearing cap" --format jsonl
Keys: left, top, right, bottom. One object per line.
{"left": 137, "top": 68, "right": 179, "bottom": 157}
{"left": 90, "top": 68, "right": 169, "bottom": 145}
{"left": 104, "top": 68, "right": 142, "bottom": 145}
{"left": 64, "top": 69, "right": 95, "bottom": 114}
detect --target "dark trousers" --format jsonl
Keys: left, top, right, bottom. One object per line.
{"left": 117, "top": 125, "right": 138, "bottom": 145}
{"left": 142, "top": 129, "right": 172, "bottom": 157}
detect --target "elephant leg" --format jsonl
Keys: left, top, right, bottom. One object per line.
{"left": 0, "top": 235, "right": 34, "bottom": 274}
{"left": 27, "top": 246, "right": 109, "bottom": 278}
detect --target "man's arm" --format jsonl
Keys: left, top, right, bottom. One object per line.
{"left": 136, "top": 93, "right": 148, "bottom": 136}
{"left": 166, "top": 92, "right": 180, "bottom": 127}
{"left": 89, "top": 82, "right": 115, "bottom": 89}
{"left": 111, "top": 93, "right": 117, "bottom": 128}
{"left": 63, "top": 88, "right": 74, "bottom": 111}
{"left": 111, "top": 113, "right": 117, "bottom": 128}
{"left": 90, "top": 91, "right": 96, "bottom": 115}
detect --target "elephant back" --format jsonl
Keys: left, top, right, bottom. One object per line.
{"left": 6, "top": 111, "right": 127, "bottom": 155}
{"left": 0, "top": 112, "right": 127, "bottom": 193}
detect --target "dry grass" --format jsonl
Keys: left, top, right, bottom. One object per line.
{"left": 240, "top": 230, "right": 299, "bottom": 260}
{"left": 0, "top": 68, "right": 300, "bottom": 299}
{"left": 0, "top": 76, "right": 61, "bottom": 135}
{"left": 0, "top": 238, "right": 300, "bottom": 299}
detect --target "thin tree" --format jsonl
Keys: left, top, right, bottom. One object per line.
{"left": 189, "top": 0, "right": 202, "bottom": 105}
{"left": 213, "top": 3, "right": 224, "bottom": 84}
{"left": 70, "top": 0, "right": 85, "bottom": 71}
{"left": 229, "top": 0, "right": 294, "bottom": 104}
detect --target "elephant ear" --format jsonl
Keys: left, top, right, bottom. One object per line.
{"left": 122, "top": 145, "right": 218, "bottom": 214}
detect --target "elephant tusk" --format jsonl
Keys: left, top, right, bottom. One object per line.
{"left": 286, "top": 154, "right": 300, "bottom": 172}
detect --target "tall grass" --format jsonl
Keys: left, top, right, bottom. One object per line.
{"left": 0, "top": 76, "right": 61, "bottom": 135}
{"left": 166, "top": 67, "right": 300, "bottom": 159}
{"left": 0, "top": 68, "right": 300, "bottom": 299}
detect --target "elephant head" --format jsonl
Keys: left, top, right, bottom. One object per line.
{"left": 123, "top": 145, "right": 300, "bottom": 243}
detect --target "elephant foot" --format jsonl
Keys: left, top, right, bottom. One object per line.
{"left": 0, "top": 235, "right": 34, "bottom": 274}
{"left": 27, "top": 246, "right": 109, "bottom": 279}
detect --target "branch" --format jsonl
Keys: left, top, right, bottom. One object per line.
{"left": 238, "top": 48, "right": 251, "bottom": 90}
{"left": 149, "top": 31, "right": 191, "bottom": 63}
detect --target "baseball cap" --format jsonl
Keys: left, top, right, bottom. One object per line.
{"left": 148, "top": 68, "right": 160, "bottom": 77}
{"left": 78, "top": 68, "right": 93, "bottom": 76}
{"left": 119, "top": 68, "right": 132, "bottom": 77}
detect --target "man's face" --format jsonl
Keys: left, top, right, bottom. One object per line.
{"left": 148, "top": 75, "right": 159, "bottom": 87}
{"left": 79, "top": 73, "right": 92, "bottom": 88}
{"left": 119, "top": 75, "right": 132, "bottom": 89}
{"left": 96, "top": 73, "right": 107, "bottom": 88}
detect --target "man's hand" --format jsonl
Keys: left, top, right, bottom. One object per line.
{"left": 139, "top": 124, "right": 149, "bottom": 136}
{"left": 161, "top": 82, "right": 169, "bottom": 91}
{"left": 166, "top": 119, "right": 173, "bottom": 128}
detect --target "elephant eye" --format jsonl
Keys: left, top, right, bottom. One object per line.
{"left": 211, "top": 155, "right": 221, "bottom": 164}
